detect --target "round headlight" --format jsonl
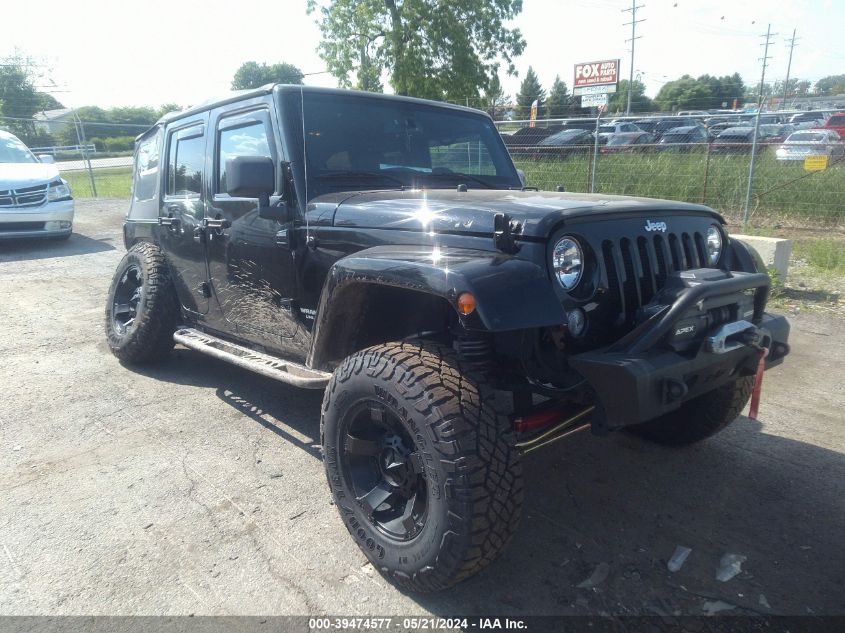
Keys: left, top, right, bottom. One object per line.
{"left": 706, "top": 225, "right": 723, "bottom": 266}
{"left": 553, "top": 236, "right": 583, "bottom": 290}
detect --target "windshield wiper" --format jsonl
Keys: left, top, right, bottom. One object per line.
{"left": 314, "top": 170, "right": 407, "bottom": 188}
{"left": 424, "top": 171, "right": 499, "bottom": 189}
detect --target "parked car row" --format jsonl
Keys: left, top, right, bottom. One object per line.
{"left": 502, "top": 121, "right": 845, "bottom": 161}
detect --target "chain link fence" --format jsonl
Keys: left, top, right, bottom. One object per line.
{"left": 498, "top": 117, "right": 845, "bottom": 230}
{"left": 3, "top": 113, "right": 843, "bottom": 230}
{"left": 1, "top": 115, "right": 144, "bottom": 199}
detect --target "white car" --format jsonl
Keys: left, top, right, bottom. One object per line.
{"left": 775, "top": 129, "right": 844, "bottom": 161}
{"left": 0, "top": 129, "right": 74, "bottom": 240}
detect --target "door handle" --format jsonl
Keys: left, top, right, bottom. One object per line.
{"left": 158, "top": 215, "right": 180, "bottom": 228}
{"left": 204, "top": 218, "right": 231, "bottom": 230}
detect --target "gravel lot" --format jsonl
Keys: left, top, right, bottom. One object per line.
{"left": 1, "top": 200, "right": 843, "bottom": 617}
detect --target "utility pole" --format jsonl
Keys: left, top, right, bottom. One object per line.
{"left": 781, "top": 29, "right": 798, "bottom": 110}
{"left": 622, "top": 1, "right": 645, "bottom": 115}
{"left": 743, "top": 24, "right": 776, "bottom": 228}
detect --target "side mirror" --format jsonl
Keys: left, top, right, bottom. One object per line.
{"left": 38, "top": 154, "right": 55, "bottom": 164}
{"left": 226, "top": 155, "right": 290, "bottom": 222}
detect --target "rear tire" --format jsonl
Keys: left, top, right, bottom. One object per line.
{"left": 321, "top": 341, "right": 523, "bottom": 592}
{"left": 105, "top": 242, "right": 179, "bottom": 364}
{"left": 627, "top": 376, "right": 754, "bottom": 446}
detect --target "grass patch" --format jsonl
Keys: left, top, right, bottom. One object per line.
{"left": 514, "top": 148, "right": 845, "bottom": 228}
{"left": 65, "top": 167, "right": 132, "bottom": 199}
{"left": 793, "top": 238, "right": 845, "bottom": 273}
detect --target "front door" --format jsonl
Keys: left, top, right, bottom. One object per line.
{"left": 156, "top": 115, "right": 210, "bottom": 317}
{"left": 203, "top": 102, "right": 299, "bottom": 352}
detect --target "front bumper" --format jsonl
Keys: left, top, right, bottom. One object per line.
{"left": 0, "top": 199, "right": 74, "bottom": 240}
{"left": 569, "top": 271, "right": 790, "bottom": 431}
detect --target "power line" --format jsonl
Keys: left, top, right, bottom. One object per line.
{"left": 622, "top": 1, "right": 645, "bottom": 115}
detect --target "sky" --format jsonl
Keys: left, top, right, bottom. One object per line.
{"left": 2, "top": 0, "right": 843, "bottom": 111}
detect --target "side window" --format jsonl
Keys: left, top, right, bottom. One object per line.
{"left": 166, "top": 126, "right": 204, "bottom": 198}
{"left": 217, "top": 119, "right": 272, "bottom": 194}
{"left": 133, "top": 129, "right": 161, "bottom": 202}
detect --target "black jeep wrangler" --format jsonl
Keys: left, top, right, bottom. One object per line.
{"left": 106, "top": 85, "right": 789, "bottom": 592}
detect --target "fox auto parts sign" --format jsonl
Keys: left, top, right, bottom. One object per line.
{"left": 573, "top": 59, "right": 619, "bottom": 95}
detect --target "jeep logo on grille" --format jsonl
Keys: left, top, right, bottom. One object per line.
{"left": 644, "top": 220, "right": 667, "bottom": 233}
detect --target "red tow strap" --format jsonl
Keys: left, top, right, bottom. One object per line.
{"left": 748, "top": 346, "right": 769, "bottom": 420}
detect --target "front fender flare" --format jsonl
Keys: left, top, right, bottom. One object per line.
{"left": 308, "top": 245, "right": 565, "bottom": 368}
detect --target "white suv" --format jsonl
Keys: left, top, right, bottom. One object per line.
{"left": 0, "top": 129, "right": 74, "bottom": 241}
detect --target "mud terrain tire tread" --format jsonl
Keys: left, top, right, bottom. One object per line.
{"left": 105, "top": 242, "right": 179, "bottom": 364}
{"left": 628, "top": 375, "right": 754, "bottom": 446}
{"left": 321, "top": 341, "right": 523, "bottom": 592}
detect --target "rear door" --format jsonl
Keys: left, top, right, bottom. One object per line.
{"left": 156, "top": 114, "right": 210, "bottom": 316}
{"left": 203, "top": 98, "right": 300, "bottom": 352}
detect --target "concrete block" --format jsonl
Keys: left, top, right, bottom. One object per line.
{"left": 730, "top": 234, "right": 791, "bottom": 282}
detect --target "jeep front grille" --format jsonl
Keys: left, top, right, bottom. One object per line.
{"left": 601, "top": 231, "right": 709, "bottom": 325}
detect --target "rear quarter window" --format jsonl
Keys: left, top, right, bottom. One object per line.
{"left": 132, "top": 129, "right": 162, "bottom": 202}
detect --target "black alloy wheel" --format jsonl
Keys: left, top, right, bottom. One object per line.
{"left": 111, "top": 264, "right": 143, "bottom": 335}
{"left": 341, "top": 400, "right": 427, "bottom": 541}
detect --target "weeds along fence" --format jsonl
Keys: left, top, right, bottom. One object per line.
{"left": 498, "top": 119, "right": 845, "bottom": 230}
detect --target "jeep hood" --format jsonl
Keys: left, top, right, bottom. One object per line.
{"left": 327, "top": 190, "right": 721, "bottom": 239}
{"left": 0, "top": 162, "right": 61, "bottom": 189}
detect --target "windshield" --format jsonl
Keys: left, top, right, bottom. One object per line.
{"left": 828, "top": 115, "right": 845, "bottom": 126}
{"left": 788, "top": 132, "right": 824, "bottom": 142}
{"left": 598, "top": 125, "right": 615, "bottom": 133}
{"left": 0, "top": 134, "right": 38, "bottom": 164}
{"left": 291, "top": 91, "right": 520, "bottom": 199}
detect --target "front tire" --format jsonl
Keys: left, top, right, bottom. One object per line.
{"left": 628, "top": 376, "right": 754, "bottom": 446}
{"left": 105, "top": 242, "right": 179, "bottom": 364}
{"left": 321, "top": 342, "right": 523, "bottom": 592}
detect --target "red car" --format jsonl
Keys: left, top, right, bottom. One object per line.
{"left": 823, "top": 112, "right": 845, "bottom": 136}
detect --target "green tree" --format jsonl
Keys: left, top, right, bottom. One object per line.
{"left": 156, "top": 103, "right": 182, "bottom": 118}
{"left": 0, "top": 53, "right": 39, "bottom": 119}
{"left": 814, "top": 74, "right": 845, "bottom": 96}
{"left": 231, "top": 61, "right": 304, "bottom": 90}
{"left": 608, "top": 79, "right": 652, "bottom": 113}
{"left": 654, "top": 75, "right": 713, "bottom": 112}
{"left": 484, "top": 73, "right": 509, "bottom": 120}
{"left": 308, "top": 0, "right": 525, "bottom": 102}
{"left": 36, "top": 92, "right": 64, "bottom": 111}
{"left": 544, "top": 76, "right": 570, "bottom": 118}
{"left": 0, "top": 53, "right": 49, "bottom": 143}
{"left": 516, "top": 66, "right": 544, "bottom": 119}
{"left": 693, "top": 73, "right": 744, "bottom": 110}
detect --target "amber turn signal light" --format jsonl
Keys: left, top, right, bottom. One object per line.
{"left": 456, "top": 292, "right": 476, "bottom": 315}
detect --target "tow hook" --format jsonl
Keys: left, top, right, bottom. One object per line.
{"left": 748, "top": 342, "right": 770, "bottom": 421}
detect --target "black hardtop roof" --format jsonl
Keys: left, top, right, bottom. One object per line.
{"left": 155, "top": 84, "right": 487, "bottom": 127}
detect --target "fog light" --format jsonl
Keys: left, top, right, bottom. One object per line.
{"left": 59, "top": 221, "right": 72, "bottom": 229}
{"left": 567, "top": 308, "right": 587, "bottom": 337}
